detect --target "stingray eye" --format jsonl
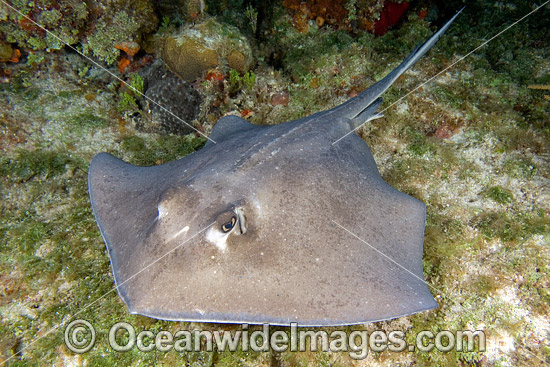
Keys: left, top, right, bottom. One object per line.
{"left": 221, "top": 216, "right": 237, "bottom": 233}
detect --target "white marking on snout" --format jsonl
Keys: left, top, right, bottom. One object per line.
{"left": 170, "top": 225, "right": 189, "bottom": 240}
{"left": 206, "top": 228, "right": 229, "bottom": 252}
{"left": 252, "top": 196, "right": 262, "bottom": 216}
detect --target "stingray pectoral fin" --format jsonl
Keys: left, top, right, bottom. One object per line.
{"left": 88, "top": 153, "right": 168, "bottom": 302}
{"left": 341, "top": 183, "right": 437, "bottom": 322}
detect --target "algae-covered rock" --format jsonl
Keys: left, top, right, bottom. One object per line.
{"left": 0, "top": 0, "right": 157, "bottom": 65}
{"left": 0, "top": 0, "right": 88, "bottom": 52}
{"left": 0, "top": 43, "right": 13, "bottom": 61}
{"left": 82, "top": 0, "right": 158, "bottom": 64}
{"left": 162, "top": 18, "right": 253, "bottom": 82}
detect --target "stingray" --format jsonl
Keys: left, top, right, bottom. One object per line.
{"left": 88, "top": 11, "right": 461, "bottom": 326}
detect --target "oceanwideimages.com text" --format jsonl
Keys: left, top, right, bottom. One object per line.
{"left": 65, "top": 320, "right": 485, "bottom": 359}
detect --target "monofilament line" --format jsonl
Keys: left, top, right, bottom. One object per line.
{"left": 0, "top": 222, "right": 214, "bottom": 366}
{"left": 0, "top": 0, "right": 216, "bottom": 144}
{"left": 332, "top": 1, "right": 550, "bottom": 145}
{"left": 331, "top": 220, "right": 449, "bottom": 298}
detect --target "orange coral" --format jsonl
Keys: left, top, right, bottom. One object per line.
{"left": 240, "top": 109, "right": 253, "bottom": 118}
{"left": 115, "top": 42, "right": 142, "bottom": 74}
{"left": 115, "top": 41, "right": 140, "bottom": 56}
{"left": 118, "top": 57, "right": 131, "bottom": 73}
{"left": 315, "top": 16, "right": 325, "bottom": 27}
{"left": 8, "top": 49, "right": 21, "bottom": 63}
{"left": 292, "top": 13, "right": 309, "bottom": 33}
{"left": 206, "top": 70, "right": 225, "bottom": 82}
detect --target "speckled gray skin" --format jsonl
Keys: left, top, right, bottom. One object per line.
{"left": 142, "top": 61, "right": 201, "bottom": 135}
{"left": 88, "top": 11, "right": 461, "bottom": 326}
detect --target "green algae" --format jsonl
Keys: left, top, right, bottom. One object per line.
{"left": 472, "top": 208, "right": 549, "bottom": 243}
{"left": 406, "top": 128, "right": 437, "bottom": 157}
{"left": 228, "top": 69, "right": 256, "bottom": 94}
{"left": 503, "top": 156, "right": 537, "bottom": 179}
{"left": 0, "top": 149, "right": 76, "bottom": 183}
{"left": 485, "top": 186, "right": 515, "bottom": 205}
{"left": 83, "top": 11, "right": 142, "bottom": 65}
{"left": 69, "top": 111, "right": 110, "bottom": 129}
{"left": 118, "top": 73, "right": 145, "bottom": 113}
{"left": 120, "top": 134, "right": 206, "bottom": 166}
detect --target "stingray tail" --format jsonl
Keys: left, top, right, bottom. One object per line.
{"left": 328, "top": 8, "right": 464, "bottom": 128}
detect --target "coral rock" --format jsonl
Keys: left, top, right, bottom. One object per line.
{"left": 271, "top": 91, "right": 290, "bottom": 106}
{"left": 142, "top": 61, "right": 202, "bottom": 135}
{"left": 162, "top": 18, "right": 253, "bottom": 82}
{"left": 0, "top": 0, "right": 157, "bottom": 65}
{"left": 227, "top": 50, "right": 247, "bottom": 74}
{"left": 163, "top": 37, "right": 218, "bottom": 82}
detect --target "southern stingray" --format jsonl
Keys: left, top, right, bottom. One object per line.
{"left": 88, "top": 11, "right": 461, "bottom": 326}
